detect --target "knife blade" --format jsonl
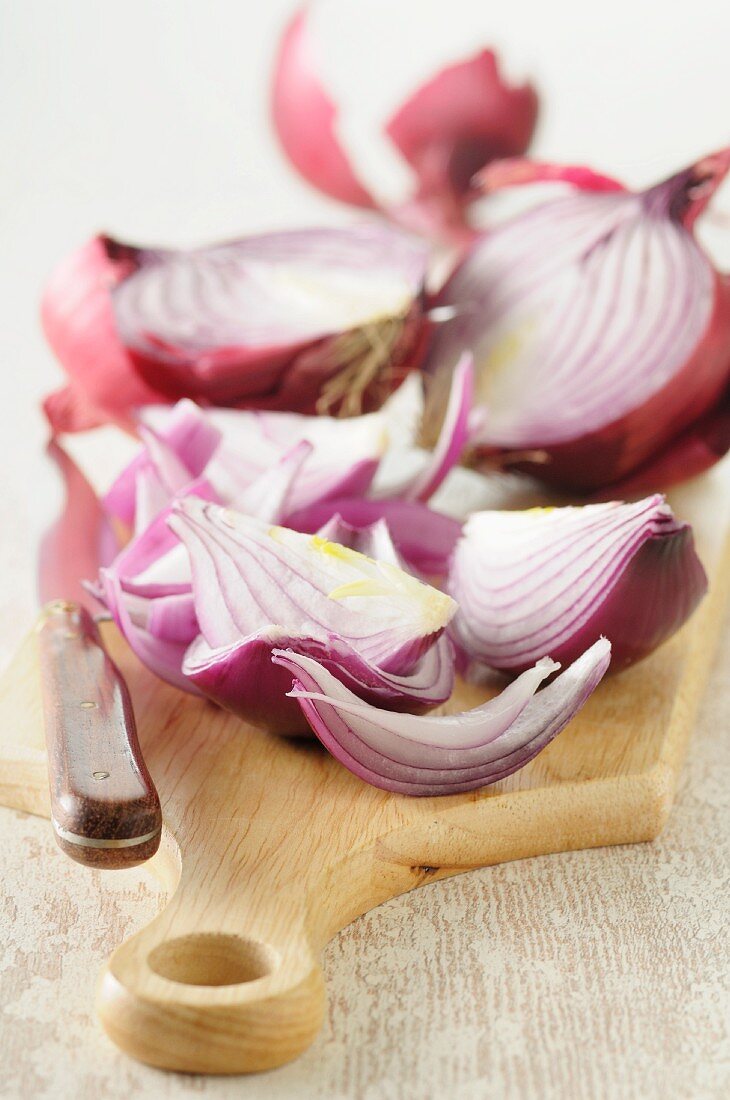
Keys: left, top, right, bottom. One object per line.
{"left": 36, "top": 441, "right": 162, "bottom": 869}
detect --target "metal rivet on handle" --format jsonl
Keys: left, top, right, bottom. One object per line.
{"left": 79, "top": 701, "right": 98, "bottom": 709}
{"left": 93, "top": 771, "right": 110, "bottom": 781}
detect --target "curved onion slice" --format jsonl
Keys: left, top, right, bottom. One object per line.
{"left": 184, "top": 629, "right": 456, "bottom": 736}
{"left": 271, "top": 6, "right": 538, "bottom": 242}
{"left": 94, "top": 442, "right": 317, "bottom": 691}
{"left": 94, "top": 481, "right": 217, "bottom": 691}
{"left": 430, "top": 149, "right": 730, "bottom": 492}
{"left": 272, "top": 639, "right": 611, "bottom": 795}
{"left": 42, "top": 224, "right": 430, "bottom": 431}
{"left": 448, "top": 496, "right": 707, "bottom": 674}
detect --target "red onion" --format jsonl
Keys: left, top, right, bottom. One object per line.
{"left": 448, "top": 496, "right": 707, "bottom": 675}
{"left": 271, "top": 6, "right": 538, "bottom": 243}
{"left": 41, "top": 225, "right": 431, "bottom": 433}
{"left": 38, "top": 441, "right": 120, "bottom": 611}
{"left": 286, "top": 497, "right": 462, "bottom": 579}
{"left": 272, "top": 639, "right": 611, "bottom": 795}
{"left": 102, "top": 360, "right": 473, "bottom": 555}
{"left": 167, "top": 499, "right": 458, "bottom": 733}
{"left": 429, "top": 149, "right": 730, "bottom": 493}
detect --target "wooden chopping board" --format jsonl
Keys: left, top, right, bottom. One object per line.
{"left": 0, "top": 467, "right": 728, "bottom": 1076}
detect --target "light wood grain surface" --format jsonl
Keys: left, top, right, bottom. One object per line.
{"left": 0, "top": 607, "right": 728, "bottom": 1099}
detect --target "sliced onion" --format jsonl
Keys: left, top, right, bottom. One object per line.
{"left": 168, "top": 498, "right": 457, "bottom": 731}
{"left": 448, "top": 496, "right": 707, "bottom": 674}
{"left": 184, "top": 629, "right": 456, "bottom": 736}
{"left": 286, "top": 497, "right": 462, "bottom": 578}
{"left": 429, "top": 150, "right": 730, "bottom": 492}
{"left": 272, "top": 638, "right": 611, "bottom": 795}
{"left": 169, "top": 498, "right": 456, "bottom": 670}
{"left": 105, "top": 399, "right": 221, "bottom": 526}
{"left": 103, "top": 360, "right": 472, "bottom": 536}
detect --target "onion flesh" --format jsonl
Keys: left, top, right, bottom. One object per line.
{"left": 430, "top": 150, "right": 730, "bottom": 491}
{"left": 448, "top": 495, "right": 707, "bottom": 674}
{"left": 272, "top": 638, "right": 611, "bottom": 795}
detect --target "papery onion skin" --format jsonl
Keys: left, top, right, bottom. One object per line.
{"left": 272, "top": 639, "right": 611, "bottom": 795}
{"left": 38, "top": 440, "right": 120, "bottom": 611}
{"left": 41, "top": 225, "right": 431, "bottom": 431}
{"left": 41, "top": 236, "right": 160, "bottom": 433}
{"left": 271, "top": 9, "right": 375, "bottom": 209}
{"left": 270, "top": 6, "right": 538, "bottom": 242}
{"left": 448, "top": 496, "right": 707, "bottom": 675}
{"left": 385, "top": 50, "right": 538, "bottom": 242}
{"left": 431, "top": 150, "right": 730, "bottom": 492}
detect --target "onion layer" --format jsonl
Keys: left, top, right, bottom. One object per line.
{"left": 448, "top": 496, "right": 707, "bottom": 674}
{"left": 102, "top": 361, "right": 472, "bottom": 555}
{"left": 168, "top": 499, "right": 457, "bottom": 733}
{"left": 272, "top": 638, "right": 611, "bottom": 795}
{"left": 429, "top": 149, "right": 730, "bottom": 492}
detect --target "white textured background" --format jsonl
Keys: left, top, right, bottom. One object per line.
{"left": 1, "top": 1, "right": 729, "bottom": 1096}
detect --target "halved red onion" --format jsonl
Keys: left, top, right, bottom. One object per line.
{"left": 448, "top": 496, "right": 707, "bottom": 674}
{"left": 271, "top": 6, "right": 538, "bottom": 242}
{"left": 429, "top": 149, "right": 730, "bottom": 492}
{"left": 42, "top": 224, "right": 430, "bottom": 432}
{"left": 272, "top": 638, "right": 610, "bottom": 795}
{"left": 168, "top": 498, "right": 457, "bottom": 732}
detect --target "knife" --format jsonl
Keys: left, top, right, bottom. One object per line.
{"left": 36, "top": 441, "right": 162, "bottom": 869}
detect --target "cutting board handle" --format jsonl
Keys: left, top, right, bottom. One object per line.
{"left": 95, "top": 852, "right": 326, "bottom": 1074}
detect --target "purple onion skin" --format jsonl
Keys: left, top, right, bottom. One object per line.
{"left": 186, "top": 633, "right": 454, "bottom": 737}
{"left": 271, "top": 8, "right": 538, "bottom": 244}
{"left": 38, "top": 440, "right": 119, "bottom": 612}
{"left": 186, "top": 635, "right": 308, "bottom": 736}
{"left": 564, "top": 524, "right": 707, "bottom": 672}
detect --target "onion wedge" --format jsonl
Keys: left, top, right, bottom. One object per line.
{"left": 272, "top": 639, "right": 611, "bottom": 795}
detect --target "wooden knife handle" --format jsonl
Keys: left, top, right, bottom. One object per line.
{"left": 37, "top": 601, "right": 162, "bottom": 869}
